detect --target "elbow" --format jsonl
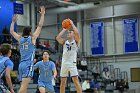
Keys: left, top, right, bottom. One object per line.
{"left": 56, "top": 36, "right": 59, "bottom": 40}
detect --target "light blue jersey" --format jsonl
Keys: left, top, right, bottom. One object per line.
{"left": 19, "top": 36, "right": 35, "bottom": 62}
{"left": 0, "top": 56, "right": 13, "bottom": 78}
{"left": 34, "top": 61, "right": 56, "bottom": 92}
{"left": 0, "top": 56, "right": 13, "bottom": 93}
{"left": 34, "top": 61, "right": 56, "bottom": 82}
{"left": 18, "top": 36, "right": 35, "bottom": 81}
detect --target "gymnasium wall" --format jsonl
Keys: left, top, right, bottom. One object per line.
{"left": 84, "top": 3, "right": 140, "bottom": 92}
{"left": 15, "top": 1, "right": 30, "bottom": 35}
{"left": 16, "top": 2, "right": 30, "bottom": 26}
{"left": 84, "top": 3, "right": 140, "bottom": 55}
{"left": 39, "top": 12, "right": 77, "bottom": 39}
{"left": 39, "top": 14, "right": 57, "bottom": 39}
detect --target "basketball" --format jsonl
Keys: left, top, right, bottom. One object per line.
{"left": 62, "top": 19, "right": 72, "bottom": 29}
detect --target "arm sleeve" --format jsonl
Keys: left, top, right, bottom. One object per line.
{"left": 5, "top": 59, "right": 14, "bottom": 70}
{"left": 34, "top": 62, "right": 40, "bottom": 69}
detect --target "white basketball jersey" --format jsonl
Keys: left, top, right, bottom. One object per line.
{"left": 62, "top": 40, "right": 78, "bottom": 64}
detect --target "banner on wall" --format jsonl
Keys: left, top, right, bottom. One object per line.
{"left": 14, "top": 3, "right": 24, "bottom": 15}
{"left": 90, "top": 22, "right": 104, "bottom": 55}
{"left": 123, "top": 18, "right": 139, "bottom": 53}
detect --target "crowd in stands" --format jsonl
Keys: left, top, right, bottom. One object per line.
{"left": 76, "top": 59, "right": 129, "bottom": 93}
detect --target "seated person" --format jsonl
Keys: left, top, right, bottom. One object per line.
{"left": 122, "top": 79, "right": 129, "bottom": 90}
{"left": 90, "top": 81, "right": 101, "bottom": 93}
{"left": 117, "top": 79, "right": 129, "bottom": 92}
{"left": 92, "top": 64, "right": 100, "bottom": 81}
{"left": 116, "top": 79, "right": 124, "bottom": 93}
{"left": 81, "top": 58, "right": 87, "bottom": 71}
{"left": 102, "top": 67, "right": 110, "bottom": 87}
{"left": 82, "top": 78, "right": 93, "bottom": 92}
{"left": 102, "top": 67, "right": 110, "bottom": 80}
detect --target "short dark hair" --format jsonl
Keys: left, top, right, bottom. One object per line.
{"left": 42, "top": 50, "right": 51, "bottom": 55}
{"left": 22, "top": 27, "right": 32, "bottom": 36}
{"left": 0, "top": 43, "right": 11, "bottom": 56}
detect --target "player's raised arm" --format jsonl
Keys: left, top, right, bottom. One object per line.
{"left": 56, "top": 28, "right": 66, "bottom": 45}
{"left": 32, "top": 6, "right": 45, "bottom": 41}
{"left": 10, "top": 15, "right": 21, "bottom": 42}
{"left": 69, "top": 19, "right": 81, "bottom": 46}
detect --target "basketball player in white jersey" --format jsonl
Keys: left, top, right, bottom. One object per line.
{"left": 56, "top": 19, "right": 82, "bottom": 93}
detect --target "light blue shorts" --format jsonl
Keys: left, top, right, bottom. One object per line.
{"left": 38, "top": 81, "right": 55, "bottom": 93}
{"left": 18, "top": 61, "right": 34, "bottom": 81}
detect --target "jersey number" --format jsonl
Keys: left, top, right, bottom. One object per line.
{"left": 67, "top": 46, "right": 71, "bottom": 51}
{"left": 22, "top": 43, "right": 28, "bottom": 50}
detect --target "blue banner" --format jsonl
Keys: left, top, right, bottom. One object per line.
{"left": 14, "top": 3, "right": 23, "bottom": 15}
{"left": 123, "top": 18, "right": 139, "bottom": 53}
{"left": 90, "top": 22, "right": 104, "bottom": 55}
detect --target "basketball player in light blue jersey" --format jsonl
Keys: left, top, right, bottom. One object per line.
{"left": 34, "top": 51, "right": 57, "bottom": 93}
{"left": 10, "top": 6, "right": 45, "bottom": 93}
{"left": 0, "top": 44, "right": 14, "bottom": 93}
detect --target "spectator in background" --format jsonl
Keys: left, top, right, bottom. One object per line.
{"left": 44, "top": 41, "right": 56, "bottom": 54}
{"left": 44, "top": 41, "right": 50, "bottom": 48}
{"left": 77, "top": 58, "right": 81, "bottom": 70}
{"left": 122, "top": 79, "right": 129, "bottom": 90}
{"left": 92, "top": 64, "right": 100, "bottom": 82}
{"left": 102, "top": 67, "right": 110, "bottom": 80}
{"left": 90, "top": 81, "right": 101, "bottom": 93}
{"left": 116, "top": 79, "right": 129, "bottom": 93}
{"left": 102, "top": 67, "right": 110, "bottom": 87}
{"left": 82, "top": 78, "right": 93, "bottom": 92}
{"left": 35, "top": 51, "right": 41, "bottom": 62}
{"left": 81, "top": 57, "right": 87, "bottom": 71}
{"left": 116, "top": 79, "right": 123, "bottom": 93}
{"left": 36, "top": 39, "right": 47, "bottom": 50}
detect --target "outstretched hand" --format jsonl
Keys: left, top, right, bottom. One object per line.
{"left": 12, "top": 15, "right": 18, "bottom": 23}
{"left": 39, "top": 6, "right": 45, "bottom": 15}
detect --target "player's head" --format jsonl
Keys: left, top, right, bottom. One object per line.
{"left": 0, "top": 43, "right": 12, "bottom": 57}
{"left": 67, "top": 30, "right": 74, "bottom": 39}
{"left": 22, "top": 27, "right": 32, "bottom": 36}
{"left": 42, "top": 50, "right": 50, "bottom": 60}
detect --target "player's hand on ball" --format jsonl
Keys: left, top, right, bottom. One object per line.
{"left": 62, "top": 28, "right": 67, "bottom": 31}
